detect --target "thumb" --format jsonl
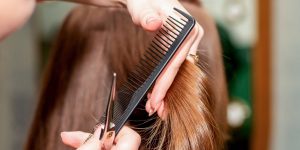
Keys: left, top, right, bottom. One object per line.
{"left": 61, "top": 131, "right": 91, "bottom": 148}
{"left": 140, "top": 10, "right": 162, "bottom": 31}
{"left": 61, "top": 126, "right": 103, "bottom": 149}
{"left": 127, "top": 0, "right": 162, "bottom": 31}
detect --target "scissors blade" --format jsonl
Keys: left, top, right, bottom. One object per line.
{"left": 99, "top": 73, "right": 117, "bottom": 141}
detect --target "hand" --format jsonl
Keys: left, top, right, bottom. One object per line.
{"left": 0, "top": 0, "right": 203, "bottom": 119}
{"left": 126, "top": 0, "right": 203, "bottom": 119}
{"left": 0, "top": 0, "right": 37, "bottom": 40}
{"left": 61, "top": 126, "right": 141, "bottom": 150}
{"left": 48, "top": 0, "right": 203, "bottom": 120}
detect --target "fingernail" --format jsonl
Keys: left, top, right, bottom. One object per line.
{"left": 60, "top": 132, "right": 69, "bottom": 139}
{"left": 147, "top": 93, "right": 151, "bottom": 99}
{"left": 146, "top": 17, "right": 161, "bottom": 25}
{"left": 149, "top": 104, "right": 159, "bottom": 117}
{"left": 148, "top": 108, "right": 155, "bottom": 116}
{"left": 60, "top": 132, "right": 65, "bottom": 137}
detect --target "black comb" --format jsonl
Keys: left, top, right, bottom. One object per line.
{"left": 112, "top": 8, "right": 195, "bottom": 134}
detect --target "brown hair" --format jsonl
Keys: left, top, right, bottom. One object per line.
{"left": 144, "top": 58, "right": 223, "bottom": 150}
{"left": 25, "top": 2, "right": 228, "bottom": 150}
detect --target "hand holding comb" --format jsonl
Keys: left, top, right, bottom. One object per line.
{"left": 99, "top": 7, "right": 197, "bottom": 137}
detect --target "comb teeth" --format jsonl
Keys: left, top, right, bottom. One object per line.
{"left": 112, "top": 8, "right": 195, "bottom": 134}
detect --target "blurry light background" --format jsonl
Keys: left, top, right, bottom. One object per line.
{"left": 0, "top": 0, "right": 299, "bottom": 149}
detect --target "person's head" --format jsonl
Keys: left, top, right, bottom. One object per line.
{"left": 26, "top": 1, "right": 228, "bottom": 149}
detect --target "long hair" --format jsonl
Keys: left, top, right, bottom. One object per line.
{"left": 144, "top": 58, "right": 223, "bottom": 150}
{"left": 25, "top": 1, "right": 228, "bottom": 150}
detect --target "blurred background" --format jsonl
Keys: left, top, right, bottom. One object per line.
{"left": 0, "top": 0, "right": 299, "bottom": 149}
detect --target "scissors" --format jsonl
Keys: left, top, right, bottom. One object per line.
{"left": 99, "top": 73, "right": 117, "bottom": 150}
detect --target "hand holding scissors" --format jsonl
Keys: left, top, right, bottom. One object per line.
{"left": 61, "top": 125, "right": 140, "bottom": 150}
{"left": 61, "top": 73, "right": 141, "bottom": 150}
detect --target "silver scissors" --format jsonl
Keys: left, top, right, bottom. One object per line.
{"left": 99, "top": 73, "right": 117, "bottom": 150}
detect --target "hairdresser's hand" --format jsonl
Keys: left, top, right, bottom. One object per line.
{"left": 61, "top": 126, "right": 141, "bottom": 150}
{"left": 126, "top": 0, "right": 203, "bottom": 118}
{"left": 0, "top": 0, "right": 37, "bottom": 40}
{"left": 127, "top": 0, "right": 185, "bottom": 31}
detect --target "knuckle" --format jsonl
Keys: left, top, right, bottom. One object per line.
{"left": 132, "top": 131, "right": 142, "bottom": 145}
{"left": 191, "top": 23, "right": 204, "bottom": 38}
{"left": 131, "top": 16, "right": 139, "bottom": 25}
{"left": 196, "top": 23, "right": 204, "bottom": 38}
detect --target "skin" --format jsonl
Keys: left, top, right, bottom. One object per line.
{"left": 0, "top": 0, "right": 203, "bottom": 148}
{"left": 127, "top": 0, "right": 203, "bottom": 118}
{"left": 61, "top": 126, "right": 141, "bottom": 150}
{"left": 0, "top": 0, "right": 36, "bottom": 40}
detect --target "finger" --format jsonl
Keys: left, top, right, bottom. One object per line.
{"left": 157, "top": 101, "right": 165, "bottom": 119}
{"left": 162, "top": 109, "right": 168, "bottom": 120}
{"left": 61, "top": 131, "right": 91, "bottom": 148}
{"left": 127, "top": 0, "right": 195, "bottom": 32}
{"left": 149, "top": 24, "right": 202, "bottom": 113}
{"left": 92, "top": 124, "right": 103, "bottom": 138}
{"left": 127, "top": 0, "right": 162, "bottom": 31}
{"left": 61, "top": 125, "right": 103, "bottom": 149}
{"left": 140, "top": 10, "right": 163, "bottom": 31}
{"left": 76, "top": 126, "right": 102, "bottom": 150}
{"left": 149, "top": 62, "right": 178, "bottom": 112}
{"left": 186, "top": 23, "right": 204, "bottom": 63}
{"left": 76, "top": 136, "right": 100, "bottom": 150}
{"left": 146, "top": 99, "right": 153, "bottom": 116}
{"left": 114, "top": 126, "right": 141, "bottom": 150}
{"left": 147, "top": 92, "right": 151, "bottom": 99}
